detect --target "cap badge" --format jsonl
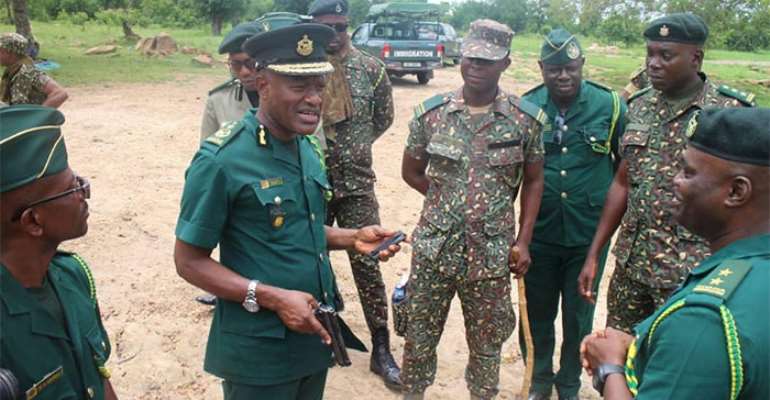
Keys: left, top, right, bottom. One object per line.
{"left": 686, "top": 110, "right": 700, "bottom": 138}
{"left": 296, "top": 34, "right": 313, "bottom": 57}
{"left": 566, "top": 42, "right": 580, "bottom": 59}
{"left": 660, "top": 25, "right": 670, "bottom": 37}
{"left": 335, "top": 3, "right": 343, "bottom": 13}
{"left": 262, "top": 21, "right": 271, "bottom": 32}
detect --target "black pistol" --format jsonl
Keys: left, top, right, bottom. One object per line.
{"left": 315, "top": 304, "right": 352, "bottom": 367}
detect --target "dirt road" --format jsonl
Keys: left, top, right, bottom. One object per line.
{"left": 58, "top": 66, "right": 609, "bottom": 399}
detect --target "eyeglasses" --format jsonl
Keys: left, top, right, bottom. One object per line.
{"left": 553, "top": 114, "right": 567, "bottom": 145}
{"left": 228, "top": 58, "right": 257, "bottom": 72}
{"left": 324, "top": 23, "right": 348, "bottom": 33}
{"left": 12, "top": 175, "right": 90, "bottom": 221}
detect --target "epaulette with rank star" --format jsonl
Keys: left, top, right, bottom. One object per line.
{"left": 208, "top": 78, "right": 239, "bottom": 95}
{"left": 717, "top": 84, "right": 757, "bottom": 107}
{"left": 205, "top": 120, "right": 245, "bottom": 150}
{"left": 514, "top": 97, "right": 547, "bottom": 126}
{"left": 413, "top": 94, "right": 449, "bottom": 119}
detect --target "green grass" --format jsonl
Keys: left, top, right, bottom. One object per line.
{"left": 0, "top": 21, "right": 224, "bottom": 85}
{"left": 507, "top": 33, "right": 769, "bottom": 106}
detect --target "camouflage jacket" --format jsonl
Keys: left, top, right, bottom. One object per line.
{"left": 325, "top": 47, "right": 394, "bottom": 198}
{"left": 614, "top": 76, "right": 755, "bottom": 288}
{"left": 406, "top": 89, "right": 545, "bottom": 281}
{"left": 1, "top": 61, "right": 49, "bottom": 105}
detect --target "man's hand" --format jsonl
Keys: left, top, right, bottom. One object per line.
{"left": 273, "top": 288, "right": 331, "bottom": 345}
{"left": 353, "top": 225, "right": 406, "bottom": 261}
{"left": 580, "top": 328, "right": 634, "bottom": 373}
{"left": 509, "top": 243, "right": 531, "bottom": 278}
{"left": 578, "top": 257, "right": 598, "bottom": 304}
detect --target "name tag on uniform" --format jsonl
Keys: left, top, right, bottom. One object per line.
{"left": 26, "top": 366, "right": 63, "bottom": 399}
{"left": 487, "top": 139, "right": 521, "bottom": 150}
{"left": 260, "top": 177, "right": 284, "bottom": 189}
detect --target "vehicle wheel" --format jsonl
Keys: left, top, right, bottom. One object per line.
{"left": 417, "top": 72, "right": 430, "bottom": 85}
{"left": 453, "top": 57, "right": 461, "bottom": 65}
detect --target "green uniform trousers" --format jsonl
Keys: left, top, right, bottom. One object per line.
{"left": 519, "top": 241, "right": 608, "bottom": 398}
{"left": 222, "top": 370, "right": 328, "bottom": 400}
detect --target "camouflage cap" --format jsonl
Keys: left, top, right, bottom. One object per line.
{"left": 540, "top": 28, "right": 582, "bottom": 65}
{"left": 461, "top": 19, "right": 513, "bottom": 61}
{"left": 0, "top": 32, "right": 27, "bottom": 57}
{"left": 688, "top": 107, "right": 770, "bottom": 166}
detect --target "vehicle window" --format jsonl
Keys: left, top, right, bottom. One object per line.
{"left": 352, "top": 26, "right": 367, "bottom": 43}
{"left": 371, "top": 23, "right": 422, "bottom": 40}
{"left": 442, "top": 24, "right": 456, "bottom": 37}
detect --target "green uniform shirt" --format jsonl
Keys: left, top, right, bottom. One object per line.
{"left": 523, "top": 81, "right": 627, "bottom": 246}
{"left": 175, "top": 111, "right": 337, "bottom": 385}
{"left": 630, "top": 233, "right": 770, "bottom": 399}
{"left": 1, "top": 252, "right": 111, "bottom": 400}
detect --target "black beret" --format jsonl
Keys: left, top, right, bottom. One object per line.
{"left": 644, "top": 13, "right": 708, "bottom": 45}
{"left": 218, "top": 22, "right": 263, "bottom": 54}
{"left": 688, "top": 107, "right": 770, "bottom": 166}
{"left": 308, "top": 0, "right": 348, "bottom": 17}
{"left": 243, "top": 23, "right": 335, "bottom": 76}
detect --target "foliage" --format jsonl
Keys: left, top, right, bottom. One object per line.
{"left": 596, "top": 12, "right": 644, "bottom": 46}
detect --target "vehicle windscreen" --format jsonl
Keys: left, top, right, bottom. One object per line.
{"left": 371, "top": 22, "right": 433, "bottom": 40}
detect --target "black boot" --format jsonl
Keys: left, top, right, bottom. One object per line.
{"left": 370, "top": 328, "right": 403, "bottom": 391}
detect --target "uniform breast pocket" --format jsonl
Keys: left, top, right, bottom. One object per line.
{"left": 426, "top": 135, "right": 464, "bottom": 179}
{"left": 580, "top": 126, "right": 611, "bottom": 155}
{"left": 487, "top": 139, "right": 524, "bottom": 188}
{"left": 621, "top": 123, "right": 651, "bottom": 179}
{"left": 251, "top": 183, "right": 298, "bottom": 236}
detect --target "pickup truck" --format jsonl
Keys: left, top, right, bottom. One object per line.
{"left": 350, "top": 3, "right": 444, "bottom": 85}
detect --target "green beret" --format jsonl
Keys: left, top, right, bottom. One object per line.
{"left": 644, "top": 13, "right": 708, "bottom": 45}
{"left": 218, "top": 22, "right": 263, "bottom": 54}
{"left": 0, "top": 105, "right": 68, "bottom": 193}
{"left": 254, "top": 12, "right": 310, "bottom": 34}
{"left": 461, "top": 19, "right": 513, "bottom": 61}
{"left": 308, "top": 0, "right": 348, "bottom": 17}
{"left": 0, "top": 32, "right": 27, "bottom": 57}
{"left": 243, "top": 23, "right": 335, "bottom": 76}
{"left": 688, "top": 107, "right": 770, "bottom": 166}
{"left": 540, "top": 28, "right": 582, "bottom": 65}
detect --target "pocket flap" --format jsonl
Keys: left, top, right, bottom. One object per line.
{"left": 622, "top": 127, "right": 651, "bottom": 147}
{"left": 488, "top": 146, "right": 524, "bottom": 166}
{"left": 252, "top": 182, "right": 297, "bottom": 206}
{"left": 312, "top": 173, "right": 332, "bottom": 190}
{"left": 426, "top": 135, "right": 463, "bottom": 161}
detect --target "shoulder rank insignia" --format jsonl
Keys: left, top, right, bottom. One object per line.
{"left": 413, "top": 94, "right": 449, "bottom": 119}
{"left": 516, "top": 97, "right": 547, "bottom": 126}
{"left": 208, "top": 78, "right": 238, "bottom": 95}
{"left": 205, "top": 120, "right": 243, "bottom": 148}
{"left": 585, "top": 79, "right": 613, "bottom": 92}
{"left": 693, "top": 259, "right": 752, "bottom": 300}
{"left": 685, "top": 110, "right": 701, "bottom": 138}
{"left": 717, "top": 84, "right": 757, "bottom": 107}
{"left": 627, "top": 86, "right": 652, "bottom": 103}
{"left": 628, "top": 66, "right": 646, "bottom": 80}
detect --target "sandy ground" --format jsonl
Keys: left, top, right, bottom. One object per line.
{"left": 57, "top": 66, "right": 613, "bottom": 399}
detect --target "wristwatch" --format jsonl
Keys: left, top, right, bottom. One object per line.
{"left": 592, "top": 363, "right": 625, "bottom": 394}
{"left": 242, "top": 280, "right": 260, "bottom": 313}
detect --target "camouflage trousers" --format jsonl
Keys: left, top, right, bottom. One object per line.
{"left": 606, "top": 262, "right": 675, "bottom": 334}
{"left": 401, "top": 257, "right": 516, "bottom": 399}
{"left": 326, "top": 193, "right": 388, "bottom": 333}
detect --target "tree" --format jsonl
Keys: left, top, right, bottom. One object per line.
{"left": 195, "top": 0, "right": 247, "bottom": 35}
{"left": 273, "top": 0, "right": 310, "bottom": 14}
{"left": 10, "top": 0, "right": 38, "bottom": 56}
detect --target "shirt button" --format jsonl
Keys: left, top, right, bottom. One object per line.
{"left": 310, "top": 213, "right": 316, "bottom": 221}
{"left": 590, "top": 136, "right": 596, "bottom": 142}
{"left": 561, "top": 147, "right": 568, "bottom": 154}
{"left": 101, "top": 341, "right": 106, "bottom": 349}
{"left": 319, "top": 253, "right": 324, "bottom": 261}
{"left": 561, "top": 192, "right": 568, "bottom": 199}
{"left": 560, "top": 170, "right": 567, "bottom": 177}
{"left": 87, "top": 387, "right": 95, "bottom": 398}
{"left": 274, "top": 196, "right": 282, "bottom": 206}
{"left": 562, "top": 124, "right": 568, "bottom": 131}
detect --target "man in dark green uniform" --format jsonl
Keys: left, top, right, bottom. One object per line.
{"left": 0, "top": 105, "right": 118, "bottom": 399}
{"left": 580, "top": 13, "right": 756, "bottom": 334}
{"left": 521, "top": 29, "right": 626, "bottom": 400}
{"left": 174, "top": 23, "right": 402, "bottom": 400}
{"left": 581, "top": 107, "right": 770, "bottom": 400}
{"left": 308, "top": 0, "right": 399, "bottom": 387}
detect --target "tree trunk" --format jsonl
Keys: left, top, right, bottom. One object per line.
{"left": 10, "top": 0, "right": 37, "bottom": 56}
{"left": 212, "top": 13, "right": 224, "bottom": 36}
{"left": 4, "top": 0, "right": 12, "bottom": 24}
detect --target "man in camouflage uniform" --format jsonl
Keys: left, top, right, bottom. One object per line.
{"left": 401, "top": 19, "right": 545, "bottom": 400}
{"left": 309, "top": 0, "right": 398, "bottom": 388}
{"left": 0, "top": 33, "right": 68, "bottom": 107}
{"left": 580, "top": 13, "right": 756, "bottom": 334}
{"left": 620, "top": 66, "right": 649, "bottom": 101}
{"left": 521, "top": 29, "right": 627, "bottom": 400}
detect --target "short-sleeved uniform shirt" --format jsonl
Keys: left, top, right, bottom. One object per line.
{"left": 629, "top": 233, "right": 770, "bottom": 399}
{"left": 405, "top": 89, "right": 544, "bottom": 281}
{"left": 1, "top": 252, "right": 112, "bottom": 400}
{"left": 176, "top": 111, "right": 337, "bottom": 385}
{"left": 200, "top": 79, "right": 253, "bottom": 141}
{"left": 613, "top": 76, "right": 754, "bottom": 288}
{"left": 523, "top": 80, "right": 627, "bottom": 246}
{"left": 1, "top": 62, "right": 50, "bottom": 105}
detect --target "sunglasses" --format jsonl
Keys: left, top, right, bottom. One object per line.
{"left": 553, "top": 114, "right": 567, "bottom": 145}
{"left": 12, "top": 175, "right": 91, "bottom": 221}
{"left": 324, "top": 23, "right": 349, "bottom": 33}
{"left": 227, "top": 58, "right": 257, "bottom": 72}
